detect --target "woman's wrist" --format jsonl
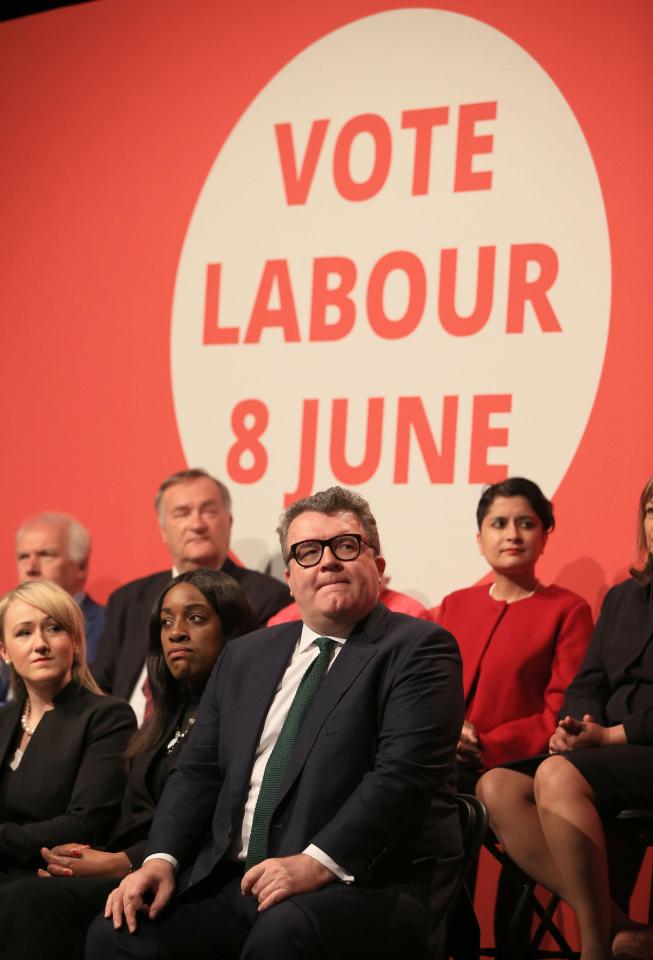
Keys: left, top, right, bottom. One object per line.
{"left": 604, "top": 723, "right": 627, "bottom": 746}
{"left": 111, "top": 851, "right": 134, "bottom": 878}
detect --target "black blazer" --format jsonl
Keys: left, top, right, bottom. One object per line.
{"left": 92, "top": 559, "right": 291, "bottom": 699}
{"left": 146, "top": 604, "right": 464, "bottom": 889}
{"left": 562, "top": 577, "right": 653, "bottom": 743}
{"left": 105, "top": 705, "right": 194, "bottom": 869}
{"left": 0, "top": 683, "right": 136, "bottom": 868}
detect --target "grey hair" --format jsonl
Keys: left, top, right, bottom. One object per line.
{"left": 277, "top": 486, "right": 381, "bottom": 564}
{"left": 16, "top": 512, "right": 91, "bottom": 564}
{"left": 154, "top": 469, "right": 232, "bottom": 522}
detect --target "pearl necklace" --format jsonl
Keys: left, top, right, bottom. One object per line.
{"left": 21, "top": 700, "right": 36, "bottom": 736}
{"left": 489, "top": 581, "right": 540, "bottom": 603}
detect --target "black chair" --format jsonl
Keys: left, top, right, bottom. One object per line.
{"left": 480, "top": 809, "right": 653, "bottom": 959}
{"left": 610, "top": 809, "right": 653, "bottom": 923}
{"left": 430, "top": 794, "right": 489, "bottom": 958}
{"left": 480, "top": 829, "right": 579, "bottom": 960}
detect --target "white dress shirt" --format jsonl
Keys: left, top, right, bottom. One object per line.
{"left": 146, "top": 624, "right": 353, "bottom": 882}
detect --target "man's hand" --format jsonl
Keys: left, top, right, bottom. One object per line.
{"left": 241, "top": 853, "right": 335, "bottom": 912}
{"left": 104, "top": 858, "right": 176, "bottom": 933}
{"left": 38, "top": 844, "right": 131, "bottom": 879}
{"left": 456, "top": 720, "right": 482, "bottom": 767}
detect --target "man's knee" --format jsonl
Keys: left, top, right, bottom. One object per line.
{"left": 85, "top": 913, "right": 161, "bottom": 960}
{"left": 242, "top": 901, "right": 320, "bottom": 960}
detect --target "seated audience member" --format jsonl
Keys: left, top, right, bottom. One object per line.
{"left": 0, "top": 582, "right": 135, "bottom": 882}
{"left": 15, "top": 512, "right": 105, "bottom": 663}
{"left": 268, "top": 574, "right": 430, "bottom": 624}
{"left": 478, "top": 476, "right": 653, "bottom": 960}
{"left": 436, "top": 477, "right": 592, "bottom": 789}
{"left": 92, "top": 468, "right": 290, "bottom": 721}
{"left": 86, "top": 486, "right": 463, "bottom": 960}
{"left": 0, "top": 568, "right": 256, "bottom": 960}
{"left": 436, "top": 477, "right": 593, "bottom": 958}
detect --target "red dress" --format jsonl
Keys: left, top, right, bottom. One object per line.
{"left": 437, "top": 584, "right": 593, "bottom": 768}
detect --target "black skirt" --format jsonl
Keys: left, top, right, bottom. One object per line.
{"left": 504, "top": 745, "right": 653, "bottom": 816}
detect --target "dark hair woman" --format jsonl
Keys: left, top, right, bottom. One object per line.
{"left": 437, "top": 477, "right": 592, "bottom": 783}
{"left": 0, "top": 569, "right": 256, "bottom": 960}
{"left": 437, "top": 477, "right": 593, "bottom": 959}
{"left": 478, "top": 477, "right": 653, "bottom": 960}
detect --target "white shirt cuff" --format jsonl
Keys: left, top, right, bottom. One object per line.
{"left": 304, "top": 844, "right": 354, "bottom": 883}
{"left": 143, "top": 853, "right": 179, "bottom": 872}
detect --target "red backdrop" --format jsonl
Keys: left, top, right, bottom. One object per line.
{"left": 2, "top": 0, "right": 651, "bottom": 606}
{"left": 1, "top": 0, "right": 652, "bottom": 940}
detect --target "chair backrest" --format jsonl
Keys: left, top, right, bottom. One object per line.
{"left": 457, "top": 793, "right": 490, "bottom": 865}
{"left": 430, "top": 793, "right": 489, "bottom": 955}
{"left": 613, "top": 809, "right": 653, "bottom": 845}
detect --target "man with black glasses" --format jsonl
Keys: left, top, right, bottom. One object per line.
{"left": 89, "top": 486, "right": 463, "bottom": 960}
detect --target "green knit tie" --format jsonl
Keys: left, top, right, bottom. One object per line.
{"left": 245, "top": 636, "right": 334, "bottom": 868}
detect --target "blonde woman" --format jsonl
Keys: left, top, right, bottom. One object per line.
{"left": 0, "top": 581, "right": 135, "bottom": 881}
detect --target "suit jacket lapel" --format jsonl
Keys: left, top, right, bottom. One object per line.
{"left": 228, "top": 624, "right": 301, "bottom": 819}
{"left": 276, "top": 604, "right": 387, "bottom": 808}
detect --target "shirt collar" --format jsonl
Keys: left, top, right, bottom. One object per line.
{"left": 299, "top": 623, "right": 347, "bottom": 653}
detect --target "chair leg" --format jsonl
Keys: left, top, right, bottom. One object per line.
{"left": 527, "top": 894, "right": 577, "bottom": 958}
{"left": 495, "top": 866, "right": 532, "bottom": 958}
{"left": 500, "top": 879, "right": 534, "bottom": 958}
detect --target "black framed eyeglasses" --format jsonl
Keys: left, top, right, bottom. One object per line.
{"left": 289, "top": 533, "right": 375, "bottom": 568}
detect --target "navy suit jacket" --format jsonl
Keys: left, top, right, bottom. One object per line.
{"left": 146, "top": 604, "right": 464, "bottom": 890}
{"left": 80, "top": 593, "right": 106, "bottom": 665}
{"left": 92, "top": 560, "right": 290, "bottom": 700}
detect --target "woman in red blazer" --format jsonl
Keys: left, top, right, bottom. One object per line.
{"left": 437, "top": 477, "right": 593, "bottom": 788}
{"left": 439, "top": 477, "right": 593, "bottom": 959}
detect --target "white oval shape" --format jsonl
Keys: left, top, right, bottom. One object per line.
{"left": 171, "top": 9, "right": 610, "bottom": 606}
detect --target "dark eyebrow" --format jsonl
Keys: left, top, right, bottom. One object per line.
{"left": 160, "top": 602, "right": 211, "bottom": 615}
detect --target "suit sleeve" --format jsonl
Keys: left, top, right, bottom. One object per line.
{"left": 250, "top": 578, "right": 292, "bottom": 628}
{"left": 563, "top": 584, "right": 653, "bottom": 743}
{"left": 561, "top": 592, "right": 615, "bottom": 724}
{"left": 144, "top": 657, "right": 229, "bottom": 866}
{"left": 123, "top": 838, "right": 148, "bottom": 871}
{"left": 479, "top": 598, "right": 594, "bottom": 767}
{"left": 0, "top": 701, "right": 136, "bottom": 867}
{"left": 91, "top": 589, "right": 123, "bottom": 693}
{"left": 311, "top": 625, "right": 463, "bottom": 877}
